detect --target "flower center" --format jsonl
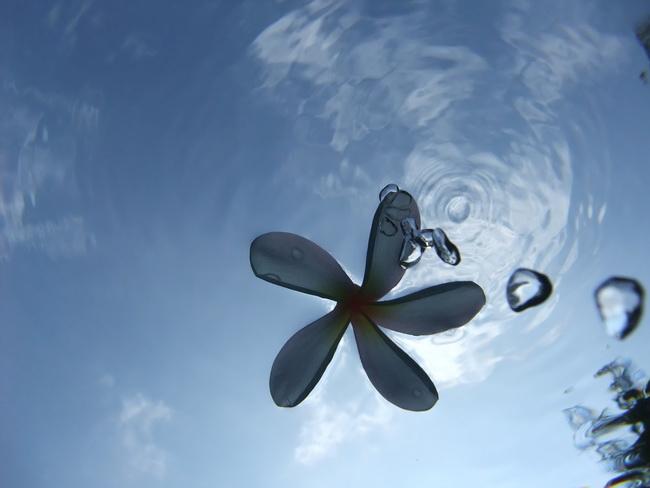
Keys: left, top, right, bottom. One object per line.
{"left": 343, "top": 287, "right": 369, "bottom": 314}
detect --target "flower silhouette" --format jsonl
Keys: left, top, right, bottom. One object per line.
{"left": 250, "top": 189, "right": 486, "bottom": 411}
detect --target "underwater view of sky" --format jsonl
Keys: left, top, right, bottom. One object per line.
{"left": 1, "top": 1, "right": 650, "bottom": 487}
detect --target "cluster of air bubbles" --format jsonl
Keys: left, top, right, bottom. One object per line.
{"left": 384, "top": 186, "right": 461, "bottom": 270}
{"left": 398, "top": 220, "right": 461, "bottom": 270}
{"left": 506, "top": 268, "right": 553, "bottom": 312}
{"left": 398, "top": 217, "right": 423, "bottom": 269}
{"left": 595, "top": 277, "right": 645, "bottom": 340}
{"left": 504, "top": 269, "right": 646, "bottom": 342}
{"left": 381, "top": 184, "right": 646, "bottom": 342}
{"left": 564, "top": 358, "right": 650, "bottom": 487}
{"left": 421, "top": 228, "right": 461, "bottom": 266}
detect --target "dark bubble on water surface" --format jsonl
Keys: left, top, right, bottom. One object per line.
{"left": 379, "top": 183, "right": 400, "bottom": 202}
{"left": 399, "top": 237, "right": 423, "bottom": 269}
{"left": 398, "top": 217, "right": 461, "bottom": 269}
{"left": 506, "top": 268, "right": 553, "bottom": 312}
{"left": 429, "top": 228, "right": 460, "bottom": 266}
{"left": 595, "top": 277, "right": 644, "bottom": 340}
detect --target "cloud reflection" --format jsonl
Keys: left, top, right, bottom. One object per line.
{"left": 0, "top": 83, "right": 96, "bottom": 260}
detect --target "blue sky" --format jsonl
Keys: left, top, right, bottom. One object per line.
{"left": 1, "top": 0, "right": 650, "bottom": 487}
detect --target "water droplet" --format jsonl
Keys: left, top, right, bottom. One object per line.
{"left": 400, "top": 217, "right": 418, "bottom": 237}
{"left": 291, "top": 247, "right": 304, "bottom": 262}
{"left": 379, "top": 216, "right": 398, "bottom": 236}
{"left": 506, "top": 268, "right": 553, "bottom": 312}
{"left": 415, "top": 228, "right": 434, "bottom": 248}
{"left": 262, "top": 273, "right": 282, "bottom": 283}
{"left": 399, "top": 238, "right": 423, "bottom": 269}
{"left": 446, "top": 195, "right": 470, "bottom": 223}
{"left": 595, "top": 277, "right": 644, "bottom": 340}
{"left": 430, "top": 228, "right": 461, "bottom": 266}
{"left": 379, "top": 183, "right": 399, "bottom": 202}
{"left": 412, "top": 388, "right": 422, "bottom": 397}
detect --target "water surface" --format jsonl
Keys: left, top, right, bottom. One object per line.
{"left": 1, "top": 1, "right": 650, "bottom": 487}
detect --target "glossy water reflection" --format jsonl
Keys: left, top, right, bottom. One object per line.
{"left": 2, "top": 1, "right": 650, "bottom": 487}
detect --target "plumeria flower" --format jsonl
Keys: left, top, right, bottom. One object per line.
{"left": 250, "top": 189, "right": 485, "bottom": 411}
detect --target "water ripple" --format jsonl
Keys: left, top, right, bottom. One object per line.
{"left": 251, "top": 0, "right": 622, "bottom": 387}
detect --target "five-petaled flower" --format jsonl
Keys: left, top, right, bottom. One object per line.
{"left": 250, "top": 189, "right": 486, "bottom": 411}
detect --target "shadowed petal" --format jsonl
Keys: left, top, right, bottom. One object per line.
{"left": 251, "top": 232, "right": 356, "bottom": 300}
{"left": 362, "top": 281, "right": 486, "bottom": 336}
{"left": 361, "top": 190, "right": 420, "bottom": 300}
{"left": 270, "top": 306, "right": 350, "bottom": 407}
{"left": 351, "top": 312, "right": 437, "bottom": 411}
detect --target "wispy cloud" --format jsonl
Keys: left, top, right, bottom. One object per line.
{"left": 291, "top": 337, "right": 393, "bottom": 465}
{"left": 500, "top": 7, "right": 625, "bottom": 104}
{"left": 0, "top": 83, "right": 97, "bottom": 260}
{"left": 294, "top": 392, "right": 392, "bottom": 465}
{"left": 316, "top": 158, "right": 372, "bottom": 199}
{"left": 122, "top": 35, "right": 158, "bottom": 60}
{"left": 118, "top": 394, "right": 173, "bottom": 479}
{"left": 99, "top": 374, "right": 115, "bottom": 388}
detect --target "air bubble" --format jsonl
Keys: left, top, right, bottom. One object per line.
{"left": 379, "top": 183, "right": 399, "bottom": 202}
{"left": 430, "top": 228, "right": 460, "bottom": 266}
{"left": 506, "top": 268, "right": 552, "bottom": 312}
{"left": 446, "top": 195, "right": 470, "bottom": 223}
{"left": 595, "top": 277, "right": 644, "bottom": 340}
{"left": 399, "top": 238, "right": 423, "bottom": 269}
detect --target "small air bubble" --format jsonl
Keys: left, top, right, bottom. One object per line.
{"left": 446, "top": 195, "right": 470, "bottom": 223}
{"left": 379, "top": 183, "right": 399, "bottom": 202}
{"left": 412, "top": 388, "right": 422, "bottom": 397}
{"left": 506, "top": 268, "right": 552, "bottom": 312}
{"left": 430, "top": 228, "right": 460, "bottom": 266}
{"left": 415, "top": 228, "right": 434, "bottom": 248}
{"left": 399, "top": 238, "right": 423, "bottom": 269}
{"left": 595, "top": 277, "right": 644, "bottom": 340}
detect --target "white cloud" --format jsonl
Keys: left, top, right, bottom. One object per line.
{"left": 290, "top": 335, "right": 393, "bottom": 465}
{"left": 315, "top": 158, "right": 372, "bottom": 198}
{"left": 502, "top": 21, "right": 624, "bottom": 104}
{"left": 294, "top": 393, "right": 392, "bottom": 465}
{"left": 118, "top": 394, "right": 173, "bottom": 479}
{"left": 393, "top": 320, "right": 505, "bottom": 389}
{"left": 122, "top": 35, "right": 158, "bottom": 60}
